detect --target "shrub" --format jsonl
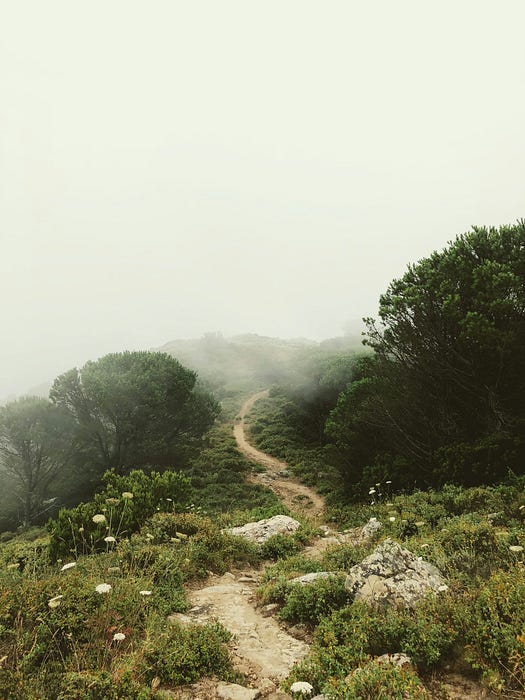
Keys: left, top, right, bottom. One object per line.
{"left": 143, "top": 621, "right": 236, "bottom": 686}
{"left": 461, "top": 565, "right": 525, "bottom": 693}
{"left": 278, "top": 576, "right": 349, "bottom": 627}
{"left": 261, "top": 533, "right": 302, "bottom": 560}
{"left": 327, "top": 661, "right": 431, "bottom": 699}
{"left": 56, "top": 671, "right": 152, "bottom": 700}
{"left": 48, "top": 469, "right": 192, "bottom": 561}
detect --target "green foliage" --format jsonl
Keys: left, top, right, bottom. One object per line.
{"left": 143, "top": 621, "right": 235, "bottom": 686}
{"left": 260, "top": 533, "right": 302, "bottom": 560}
{"left": 56, "top": 671, "right": 152, "bottom": 700}
{"left": 50, "top": 350, "right": 220, "bottom": 478}
{"left": 0, "top": 396, "right": 74, "bottom": 526}
{"left": 461, "top": 566, "right": 525, "bottom": 693}
{"left": 278, "top": 576, "right": 349, "bottom": 626}
{"left": 327, "top": 662, "right": 431, "bottom": 700}
{"left": 330, "top": 222, "right": 525, "bottom": 492}
{"left": 47, "top": 469, "right": 193, "bottom": 561}
{"left": 187, "top": 425, "right": 281, "bottom": 514}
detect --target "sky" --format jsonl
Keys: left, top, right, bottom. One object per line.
{"left": 1, "top": 0, "right": 525, "bottom": 398}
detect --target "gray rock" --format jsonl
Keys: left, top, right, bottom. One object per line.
{"left": 289, "top": 571, "right": 339, "bottom": 586}
{"left": 345, "top": 538, "right": 446, "bottom": 608}
{"left": 376, "top": 652, "right": 413, "bottom": 667}
{"left": 360, "top": 517, "right": 382, "bottom": 540}
{"left": 224, "top": 515, "right": 301, "bottom": 544}
{"left": 217, "top": 683, "right": 260, "bottom": 700}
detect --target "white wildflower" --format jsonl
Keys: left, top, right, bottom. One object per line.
{"left": 509, "top": 545, "right": 524, "bottom": 553}
{"left": 95, "top": 583, "right": 112, "bottom": 594}
{"left": 290, "top": 681, "right": 313, "bottom": 695}
{"left": 389, "top": 517, "right": 396, "bottom": 522}
{"left": 368, "top": 488, "right": 376, "bottom": 495}
{"left": 92, "top": 514, "right": 106, "bottom": 524}
{"left": 61, "top": 562, "right": 77, "bottom": 571}
{"left": 104, "top": 536, "right": 116, "bottom": 543}
{"left": 139, "top": 590, "right": 152, "bottom": 596}
{"left": 122, "top": 492, "right": 134, "bottom": 500}
{"left": 113, "top": 632, "right": 126, "bottom": 641}
{"left": 48, "top": 595, "right": 64, "bottom": 609}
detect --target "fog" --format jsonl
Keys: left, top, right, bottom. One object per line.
{"left": 1, "top": 1, "right": 524, "bottom": 398}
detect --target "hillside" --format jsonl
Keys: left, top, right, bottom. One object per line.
{"left": 1, "top": 388, "right": 523, "bottom": 699}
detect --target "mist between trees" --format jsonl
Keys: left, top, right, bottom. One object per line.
{"left": 2, "top": 221, "right": 525, "bottom": 529}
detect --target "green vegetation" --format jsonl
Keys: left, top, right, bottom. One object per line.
{"left": 0, "top": 474, "right": 268, "bottom": 699}
{"left": 50, "top": 351, "right": 220, "bottom": 479}
{"left": 2, "top": 223, "right": 525, "bottom": 696}
{"left": 331, "top": 222, "right": 525, "bottom": 491}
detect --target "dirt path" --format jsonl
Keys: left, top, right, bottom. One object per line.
{"left": 234, "top": 390, "right": 325, "bottom": 519}
{"left": 165, "top": 393, "right": 494, "bottom": 700}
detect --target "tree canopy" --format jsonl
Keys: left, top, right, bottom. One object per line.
{"left": 328, "top": 222, "right": 525, "bottom": 491}
{"left": 50, "top": 351, "right": 220, "bottom": 477}
{"left": 0, "top": 396, "right": 73, "bottom": 525}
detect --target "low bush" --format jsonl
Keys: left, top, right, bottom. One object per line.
{"left": 326, "top": 661, "right": 431, "bottom": 699}
{"left": 143, "top": 621, "right": 236, "bottom": 686}
{"left": 48, "top": 469, "right": 193, "bottom": 561}
{"left": 279, "top": 576, "right": 349, "bottom": 627}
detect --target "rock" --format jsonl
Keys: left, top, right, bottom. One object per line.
{"left": 289, "top": 571, "right": 339, "bottom": 586}
{"left": 376, "top": 652, "right": 413, "bottom": 668}
{"left": 261, "top": 603, "right": 280, "bottom": 615}
{"left": 360, "top": 517, "right": 382, "bottom": 540}
{"left": 217, "top": 683, "right": 260, "bottom": 700}
{"left": 258, "top": 678, "right": 276, "bottom": 694}
{"left": 167, "top": 613, "right": 193, "bottom": 626}
{"left": 345, "top": 538, "right": 447, "bottom": 608}
{"left": 224, "top": 515, "right": 301, "bottom": 544}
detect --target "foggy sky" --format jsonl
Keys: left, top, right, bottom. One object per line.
{"left": 1, "top": 0, "right": 525, "bottom": 398}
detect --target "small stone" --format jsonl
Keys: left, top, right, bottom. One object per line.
{"left": 376, "top": 652, "right": 413, "bottom": 668}
{"left": 290, "top": 571, "right": 339, "bottom": 586}
{"left": 216, "top": 682, "right": 260, "bottom": 700}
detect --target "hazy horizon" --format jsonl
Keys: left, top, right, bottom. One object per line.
{"left": 2, "top": 1, "right": 524, "bottom": 398}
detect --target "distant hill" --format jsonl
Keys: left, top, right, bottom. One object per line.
{"left": 157, "top": 331, "right": 365, "bottom": 395}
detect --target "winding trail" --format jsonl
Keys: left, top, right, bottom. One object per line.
{"left": 167, "top": 392, "right": 494, "bottom": 700}
{"left": 234, "top": 390, "right": 325, "bottom": 519}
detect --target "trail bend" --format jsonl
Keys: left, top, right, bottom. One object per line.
{"left": 234, "top": 390, "right": 325, "bottom": 519}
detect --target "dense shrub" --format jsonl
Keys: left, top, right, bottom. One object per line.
{"left": 327, "top": 662, "right": 431, "bottom": 699}
{"left": 461, "top": 566, "right": 525, "bottom": 693}
{"left": 48, "top": 469, "right": 192, "bottom": 561}
{"left": 143, "top": 621, "right": 236, "bottom": 686}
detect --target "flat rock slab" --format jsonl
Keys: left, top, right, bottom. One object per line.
{"left": 189, "top": 571, "right": 308, "bottom": 680}
{"left": 345, "top": 538, "right": 447, "bottom": 608}
{"left": 225, "top": 515, "right": 301, "bottom": 544}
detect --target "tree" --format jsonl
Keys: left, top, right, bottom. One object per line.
{"left": 49, "top": 351, "right": 220, "bottom": 477}
{"left": 329, "top": 222, "right": 525, "bottom": 490}
{"left": 0, "top": 397, "right": 73, "bottom": 525}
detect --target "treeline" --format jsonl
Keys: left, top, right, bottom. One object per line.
{"left": 266, "top": 222, "right": 525, "bottom": 495}
{"left": 0, "top": 352, "right": 219, "bottom": 528}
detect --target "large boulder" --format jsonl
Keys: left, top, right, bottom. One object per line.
{"left": 224, "top": 515, "right": 300, "bottom": 543}
{"left": 345, "top": 538, "right": 447, "bottom": 608}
